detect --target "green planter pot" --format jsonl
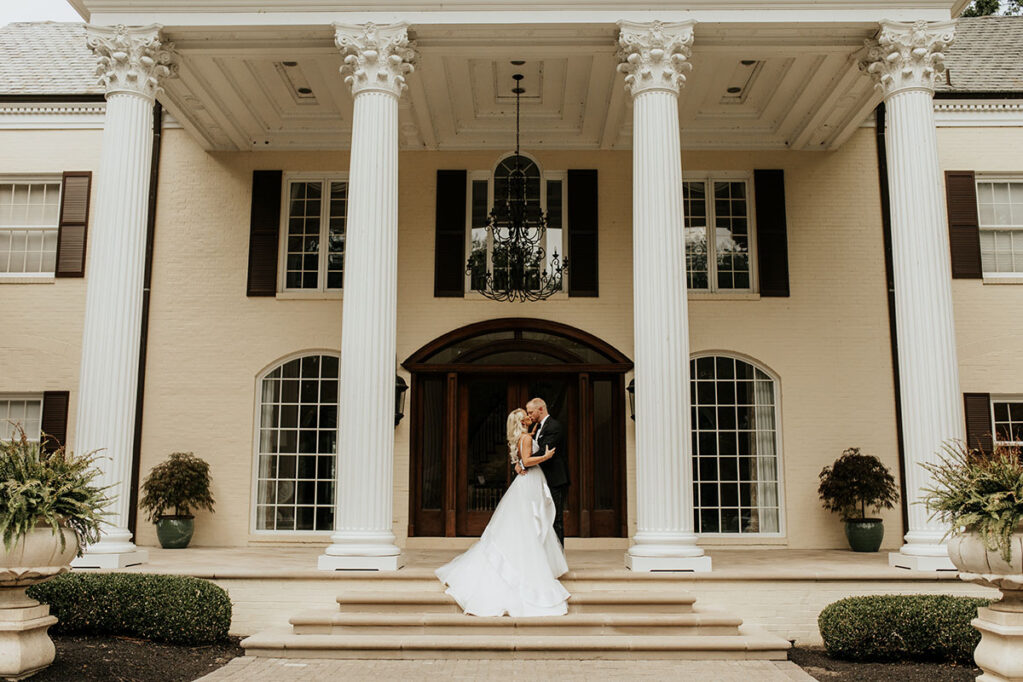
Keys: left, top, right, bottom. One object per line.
{"left": 844, "top": 518, "right": 885, "bottom": 552}
{"left": 155, "top": 516, "right": 195, "bottom": 549}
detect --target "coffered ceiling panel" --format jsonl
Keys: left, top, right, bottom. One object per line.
{"left": 158, "top": 23, "right": 881, "bottom": 153}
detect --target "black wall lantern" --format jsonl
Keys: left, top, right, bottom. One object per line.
{"left": 626, "top": 378, "right": 635, "bottom": 421}
{"left": 395, "top": 375, "right": 409, "bottom": 426}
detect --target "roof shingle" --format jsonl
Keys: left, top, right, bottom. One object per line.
{"left": 0, "top": 22, "right": 101, "bottom": 96}
{"left": 938, "top": 16, "right": 1023, "bottom": 93}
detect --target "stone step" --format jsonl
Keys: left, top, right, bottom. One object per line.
{"left": 241, "top": 627, "right": 792, "bottom": 660}
{"left": 335, "top": 590, "right": 697, "bottom": 614}
{"left": 289, "top": 609, "right": 740, "bottom": 636}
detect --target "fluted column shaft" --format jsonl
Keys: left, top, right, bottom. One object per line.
{"left": 618, "top": 20, "right": 710, "bottom": 572}
{"left": 73, "top": 25, "right": 177, "bottom": 569}
{"left": 320, "top": 23, "right": 415, "bottom": 571}
{"left": 862, "top": 20, "right": 961, "bottom": 571}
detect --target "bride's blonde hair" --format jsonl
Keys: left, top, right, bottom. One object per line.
{"left": 506, "top": 408, "right": 528, "bottom": 463}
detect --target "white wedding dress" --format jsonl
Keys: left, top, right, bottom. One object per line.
{"left": 435, "top": 440, "right": 569, "bottom": 617}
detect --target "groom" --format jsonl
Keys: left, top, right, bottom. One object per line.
{"left": 518, "top": 397, "right": 569, "bottom": 546}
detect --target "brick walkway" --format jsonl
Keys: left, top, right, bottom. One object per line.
{"left": 197, "top": 657, "right": 813, "bottom": 681}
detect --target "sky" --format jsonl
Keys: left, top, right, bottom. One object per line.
{"left": 0, "top": 0, "right": 83, "bottom": 28}
{"left": 0, "top": 0, "right": 1014, "bottom": 28}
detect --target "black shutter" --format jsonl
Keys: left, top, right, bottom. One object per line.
{"left": 754, "top": 169, "right": 790, "bottom": 297}
{"left": 567, "top": 169, "right": 599, "bottom": 297}
{"left": 945, "top": 171, "right": 983, "bottom": 279}
{"left": 40, "top": 391, "right": 70, "bottom": 453}
{"left": 435, "top": 170, "right": 466, "bottom": 297}
{"left": 55, "top": 171, "right": 92, "bottom": 277}
{"left": 247, "top": 170, "right": 283, "bottom": 297}
{"left": 964, "top": 393, "right": 993, "bottom": 453}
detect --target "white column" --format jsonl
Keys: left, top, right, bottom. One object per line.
{"left": 319, "top": 23, "right": 416, "bottom": 571}
{"left": 862, "top": 20, "right": 961, "bottom": 571}
{"left": 618, "top": 21, "right": 710, "bottom": 572}
{"left": 72, "top": 25, "right": 177, "bottom": 569}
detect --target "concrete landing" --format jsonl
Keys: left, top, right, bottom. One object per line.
{"left": 197, "top": 656, "right": 814, "bottom": 681}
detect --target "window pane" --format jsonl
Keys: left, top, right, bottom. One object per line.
{"left": 713, "top": 181, "right": 751, "bottom": 290}
{"left": 690, "top": 357, "right": 780, "bottom": 534}
{"left": 0, "top": 397, "right": 44, "bottom": 441}
{"left": 0, "top": 181, "right": 61, "bottom": 275}
{"left": 326, "top": 181, "right": 346, "bottom": 290}
{"left": 284, "top": 181, "right": 322, "bottom": 290}
{"left": 255, "top": 354, "right": 340, "bottom": 531}
{"left": 994, "top": 401, "right": 1023, "bottom": 445}
{"left": 683, "top": 181, "right": 709, "bottom": 290}
{"left": 469, "top": 179, "right": 489, "bottom": 291}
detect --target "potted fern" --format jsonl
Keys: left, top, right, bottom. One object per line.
{"left": 140, "top": 452, "right": 215, "bottom": 549}
{"left": 0, "top": 426, "right": 109, "bottom": 679}
{"left": 924, "top": 440, "right": 1023, "bottom": 578}
{"left": 818, "top": 447, "right": 900, "bottom": 552}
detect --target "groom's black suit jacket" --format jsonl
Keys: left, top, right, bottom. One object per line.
{"left": 535, "top": 416, "right": 570, "bottom": 489}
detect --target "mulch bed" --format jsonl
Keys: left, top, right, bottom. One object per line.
{"left": 31, "top": 635, "right": 242, "bottom": 682}
{"left": 791, "top": 647, "right": 981, "bottom": 681}
{"left": 26, "top": 638, "right": 985, "bottom": 682}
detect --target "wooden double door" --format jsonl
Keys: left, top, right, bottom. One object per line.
{"left": 409, "top": 371, "right": 627, "bottom": 538}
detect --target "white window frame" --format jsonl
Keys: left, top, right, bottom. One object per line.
{"left": 463, "top": 153, "right": 569, "bottom": 298}
{"left": 682, "top": 171, "right": 758, "bottom": 294}
{"left": 277, "top": 172, "right": 349, "bottom": 295}
{"left": 992, "top": 395, "right": 1023, "bottom": 447}
{"left": 0, "top": 175, "right": 62, "bottom": 279}
{"left": 0, "top": 393, "right": 44, "bottom": 442}
{"left": 976, "top": 174, "right": 1023, "bottom": 280}
{"left": 690, "top": 352, "right": 785, "bottom": 538}
{"left": 249, "top": 350, "right": 341, "bottom": 536}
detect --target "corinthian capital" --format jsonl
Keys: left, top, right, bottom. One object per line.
{"left": 617, "top": 20, "right": 695, "bottom": 98}
{"left": 334, "top": 23, "right": 418, "bottom": 98}
{"left": 860, "top": 20, "right": 956, "bottom": 97}
{"left": 86, "top": 24, "right": 178, "bottom": 100}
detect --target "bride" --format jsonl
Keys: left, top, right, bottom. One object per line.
{"left": 435, "top": 408, "right": 570, "bottom": 617}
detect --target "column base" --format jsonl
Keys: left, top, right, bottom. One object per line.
{"left": 71, "top": 548, "right": 148, "bottom": 569}
{"left": 972, "top": 607, "right": 1023, "bottom": 681}
{"left": 888, "top": 551, "right": 956, "bottom": 571}
{"left": 625, "top": 553, "right": 712, "bottom": 572}
{"left": 0, "top": 602, "right": 57, "bottom": 681}
{"left": 318, "top": 553, "right": 404, "bottom": 571}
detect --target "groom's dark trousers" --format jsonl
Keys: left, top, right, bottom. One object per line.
{"left": 536, "top": 416, "right": 570, "bottom": 546}
{"left": 548, "top": 484, "right": 568, "bottom": 546}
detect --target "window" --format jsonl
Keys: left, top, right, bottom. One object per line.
{"left": 691, "top": 355, "right": 781, "bottom": 534}
{"left": 0, "top": 180, "right": 61, "bottom": 276}
{"left": 466, "top": 155, "right": 565, "bottom": 294}
{"left": 279, "top": 175, "right": 347, "bottom": 291}
{"left": 683, "top": 174, "right": 754, "bottom": 291}
{"left": 0, "top": 395, "right": 43, "bottom": 441}
{"left": 977, "top": 177, "right": 1023, "bottom": 276}
{"left": 254, "top": 354, "right": 339, "bottom": 532}
{"left": 993, "top": 399, "right": 1023, "bottom": 446}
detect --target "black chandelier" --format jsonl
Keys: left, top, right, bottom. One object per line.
{"left": 467, "top": 72, "right": 566, "bottom": 302}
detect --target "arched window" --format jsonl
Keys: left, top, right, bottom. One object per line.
{"left": 467, "top": 154, "right": 565, "bottom": 293}
{"left": 254, "top": 353, "right": 339, "bottom": 532}
{"left": 691, "top": 355, "right": 781, "bottom": 534}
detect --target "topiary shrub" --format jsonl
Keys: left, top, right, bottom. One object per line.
{"left": 27, "top": 573, "right": 231, "bottom": 645}
{"left": 819, "top": 594, "right": 990, "bottom": 663}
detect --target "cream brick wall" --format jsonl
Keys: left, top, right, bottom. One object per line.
{"left": 0, "top": 129, "right": 103, "bottom": 448}
{"left": 938, "top": 126, "right": 1023, "bottom": 396}
{"left": 130, "top": 126, "right": 904, "bottom": 550}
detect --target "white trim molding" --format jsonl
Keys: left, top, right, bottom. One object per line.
{"left": 0, "top": 103, "right": 106, "bottom": 130}
{"left": 934, "top": 100, "right": 1023, "bottom": 128}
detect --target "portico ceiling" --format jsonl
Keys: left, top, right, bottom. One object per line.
{"left": 157, "top": 21, "right": 890, "bottom": 152}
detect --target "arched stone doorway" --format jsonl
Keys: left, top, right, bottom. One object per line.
{"left": 403, "top": 318, "right": 633, "bottom": 538}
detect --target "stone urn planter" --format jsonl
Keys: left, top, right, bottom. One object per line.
{"left": 949, "top": 530, "right": 1023, "bottom": 682}
{"left": 0, "top": 527, "right": 78, "bottom": 680}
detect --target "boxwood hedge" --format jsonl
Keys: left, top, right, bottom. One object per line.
{"left": 27, "top": 573, "right": 231, "bottom": 645}
{"left": 819, "top": 594, "right": 990, "bottom": 664}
